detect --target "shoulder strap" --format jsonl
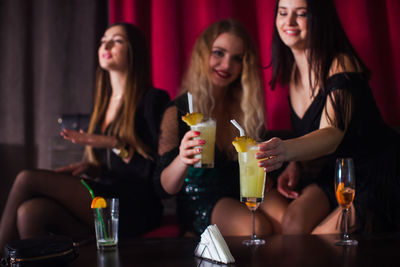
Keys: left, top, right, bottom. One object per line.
{"left": 326, "top": 72, "right": 366, "bottom": 93}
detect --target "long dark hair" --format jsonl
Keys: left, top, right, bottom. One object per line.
{"left": 86, "top": 22, "right": 153, "bottom": 163}
{"left": 270, "top": 0, "right": 371, "bottom": 94}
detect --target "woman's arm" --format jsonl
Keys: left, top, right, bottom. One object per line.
{"left": 54, "top": 161, "right": 100, "bottom": 178}
{"left": 258, "top": 90, "right": 345, "bottom": 172}
{"left": 61, "top": 129, "right": 118, "bottom": 148}
{"left": 157, "top": 106, "right": 204, "bottom": 195}
{"left": 284, "top": 126, "right": 344, "bottom": 161}
{"left": 160, "top": 130, "right": 203, "bottom": 194}
{"left": 61, "top": 128, "right": 134, "bottom": 163}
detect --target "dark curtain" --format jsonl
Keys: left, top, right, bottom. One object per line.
{"left": 0, "top": 0, "right": 108, "bottom": 210}
{"left": 109, "top": 0, "right": 400, "bottom": 130}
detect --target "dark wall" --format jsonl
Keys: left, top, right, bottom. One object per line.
{"left": 0, "top": 0, "right": 108, "bottom": 212}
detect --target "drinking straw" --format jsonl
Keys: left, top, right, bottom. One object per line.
{"left": 187, "top": 92, "right": 193, "bottom": 113}
{"left": 80, "top": 179, "right": 108, "bottom": 239}
{"left": 80, "top": 179, "right": 95, "bottom": 199}
{"left": 230, "top": 119, "right": 245, "bottom": 136}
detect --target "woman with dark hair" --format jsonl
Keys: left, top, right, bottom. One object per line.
{"left": 154, "top": 19, "right": 270, "bottom": 236}
{"left": 258, "top": 0, "right": 400, "bottom": 234}
{"left": 0, "top": 23, "right": 170, "bottom": 250}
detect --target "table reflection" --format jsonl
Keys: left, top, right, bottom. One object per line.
{"left": 97, "top": 248, "right": 121, "bottom": 267}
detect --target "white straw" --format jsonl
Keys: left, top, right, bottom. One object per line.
{"left": 187, "top": 92, "right": 193, "bottom": 113}
{"left": 230, "top": 119, "right": 245, "bottom": 136}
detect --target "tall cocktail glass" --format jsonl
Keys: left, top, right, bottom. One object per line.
{"left": 191, "top": 118, "right": 216, "bottom": 168}
{"left": 238, "top": 145, "right": 266, "bottom": 246}
{"left": 335, "top": 158, "right": 358, "bottom": 246}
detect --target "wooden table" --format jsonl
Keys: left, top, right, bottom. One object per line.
{"left": 70, "top": 233, "right": 400, "bottom": 266}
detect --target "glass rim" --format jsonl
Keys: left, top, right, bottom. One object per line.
{"left": 237, "top": 144, "right": 260, "bottom": 153}
{"left": 190, "top": 117, "right": 216, "bottom": 126}
{"left": 336, "top": 157, "right": 354, "bottom": 162}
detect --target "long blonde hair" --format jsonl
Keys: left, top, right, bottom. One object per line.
{"left": 180, "top": 19, "right": 265, "bottom": 141}
{"left": 85, "top": 23, "right": 152, "bottom": 164}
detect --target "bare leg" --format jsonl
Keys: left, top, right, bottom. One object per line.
{"left": 0, "top": 169, "right": 92, "bottom": 250}
{"left": 281, "top": 184, "right": 330, "bottom": 234}
{"left": 211, "top": 197, "right": 273, "bottom": 236}
{"left": 312, "top": 204, "right": 356, "bottom": 234}
{"left": 17, "top": 197, "right": 92, "bottom": 239}
{"left": 258, "top": 188, "right": 289, "bottom": 234}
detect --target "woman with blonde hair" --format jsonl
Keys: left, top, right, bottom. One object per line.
{"left": 0, "top": 23, "right": 169, "bottom": 250}
{"left": 154, "top": 19, "right": 272, "bottom": 236}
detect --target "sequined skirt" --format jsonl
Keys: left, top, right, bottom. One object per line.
{"left": 176, "top": 166, "right": 240, "bottom": 235}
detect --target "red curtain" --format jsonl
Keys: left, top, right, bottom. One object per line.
{"left": 109, "top": 0, "right": 400, "bottom": 130}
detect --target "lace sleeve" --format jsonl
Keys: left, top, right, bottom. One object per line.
{"left": 158, "top": 105, "right": 180, "bottom": 156}
{"left": 153, "top": 105, "right": 182, "bottom": 198}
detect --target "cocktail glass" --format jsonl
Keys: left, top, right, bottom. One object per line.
{"left": 238, "top": 145, "right": 266, "bottom": 246}
{"left": 191, "top": 118, "right": 216, "bottom": 168}
{"left": 335, "top": 158, "right": 358, "bottom": 246}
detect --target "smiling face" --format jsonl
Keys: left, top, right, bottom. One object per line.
{"left": 208, "top": 32, "right": 244, "bottom": 90}
{"left": 276, "top": 0, "right": 308, "bottom": 51}
{"left": 98, "top": 25, "right": 130, "bottom": 72}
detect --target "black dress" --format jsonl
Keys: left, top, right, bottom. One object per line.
{"left": 290, "top": 72, "right": 400, "bottom": 233}
{"left": 153, "top": 94, "right": 240, "bottom": 236}
{"left": 85, "top": 88, "right": 170, "bottom": 236}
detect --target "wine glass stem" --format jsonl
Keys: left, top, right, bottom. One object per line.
{"left": 251, "top": 210, "right": 256, "bottom": 240}
{"left": 342, "top": 208, "right": 349, "bottom": 240}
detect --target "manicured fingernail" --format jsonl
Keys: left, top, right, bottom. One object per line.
{"left": 194, "top": 131, "right": 200, "bottom": 136}
{"left": 197, "top": 148, "right": 202, "bottom": 153}
{"left": 199, "top": 140, "right": 206, "bottom": 145}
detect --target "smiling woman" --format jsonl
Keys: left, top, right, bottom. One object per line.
{"left": 258, "top": 0, "right": 400, "bottom": 236}
{"left": 275, "top": 0, "right": 308, "bottom": 51}
{"left": 208, "top": 33, "right": 244, "bottom": 90}
{"left": 153, "top": 19, "right": 269, "bottom": 237}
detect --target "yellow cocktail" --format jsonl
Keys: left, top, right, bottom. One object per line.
{"left": 231, "top": 127, "right": 266, "bottom": 245}
{"left": 191, "top": 118, "right": 216, "bottom": 168}
{"left": 238, "top": 145, "right": 266, "bottom": 210}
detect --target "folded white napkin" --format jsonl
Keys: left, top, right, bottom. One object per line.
{"left": 194, "top": 224, "right": 235, "bottom": 264}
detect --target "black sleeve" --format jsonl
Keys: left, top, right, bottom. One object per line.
{"left": 138, "top": 88, "right": 171, "bottom": 155}
{"left": 153, "top": 147, "right": 180, "bottom": 198}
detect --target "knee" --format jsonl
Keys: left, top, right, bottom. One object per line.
{"left": 14, "top": 170, "right": 35, "bottom": 189}
{"left": 17, "top": 199, "right": 38, "bottom": 226}
{"left": 255, "top": 212, "right": 273, "bottom": 235}
{"left": 17, "top": 199, "right": 47, "bottom": 238}
{"left": 281, "top": 208, "right": 309, "bottom": 235}
{"left": 212, "top": 198, "right": 273, "bottom": 236}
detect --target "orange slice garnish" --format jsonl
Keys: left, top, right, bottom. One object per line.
{"left": 181, "top": 112, "right": 204, "bottom": 126}
{"left": 232, "top": 136, "right": 256, "bottom": 152}
{"left": 335, "top": 182, "right": 345, "bottom": 205}
{"left": 91, "top": 196, "right": 107, "bottom": 209}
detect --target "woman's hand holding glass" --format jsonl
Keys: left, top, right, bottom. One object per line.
{"left": 257, "top": 137, "right": 287, "bottom": 172}
{"left": 178, "top": 131, "right": 205, "bottom": 166}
